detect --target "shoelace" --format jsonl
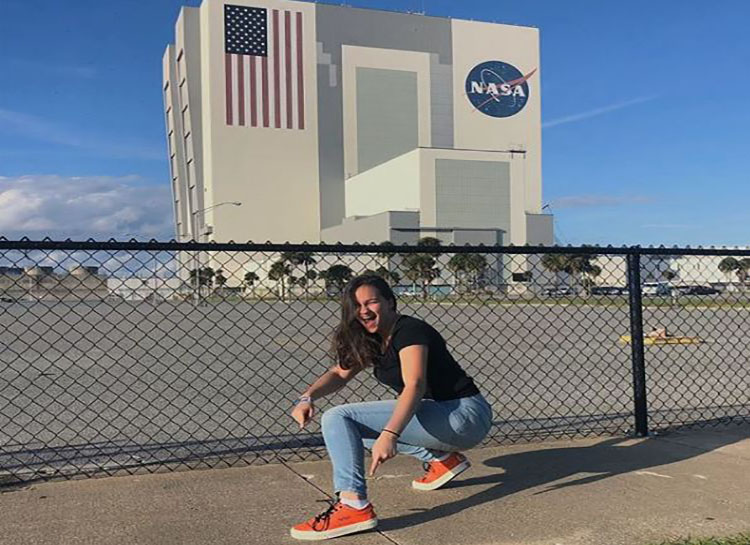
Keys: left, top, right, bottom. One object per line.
{"left": 312, "top": 498, "right": 342, "bottom": 531}
{"left": 421, "top": 461, "right": 440, "bottom": 477}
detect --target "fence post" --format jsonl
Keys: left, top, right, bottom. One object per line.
{"left": 626, "top": 251, "right": 649, "bottom": 436}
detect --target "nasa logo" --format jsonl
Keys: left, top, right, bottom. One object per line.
{"left": 465, "top": 61, "right": 537, "bottom": 118}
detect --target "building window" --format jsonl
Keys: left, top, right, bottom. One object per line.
{"left": 179, "top": 80, "right": 188, "bottom": 110}
{"left": 512, "top": 271, "right": 533, "bottom": 283}
{"left": 181, "top": 105, "right": 191, "bottom": 135}
{"left": 176, "top": 49, "right": 184, "bottom": 80}
{"left": 184, "top": 133, "right": 193, "bottom": 162}
{"left": 186, "top": 159, "right": 193, "bottom": 187}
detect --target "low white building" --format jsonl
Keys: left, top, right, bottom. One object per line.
{"left": 107, "top": 277, "right": 187, "bottom": 301}
{"left": 591, "top": 248, "right": 750, "bottom": 289}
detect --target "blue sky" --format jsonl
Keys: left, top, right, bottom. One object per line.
{"left": 0, "top": 0, "right": 748, "bottom": 246}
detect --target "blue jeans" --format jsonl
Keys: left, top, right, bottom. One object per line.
{"left": 320, "top": 393, "right": 492, "bottom": 497}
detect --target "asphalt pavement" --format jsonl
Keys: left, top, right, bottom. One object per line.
{"left": 3, "top": 425, "right": 750, "bottom": 545}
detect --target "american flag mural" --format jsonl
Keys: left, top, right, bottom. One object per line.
{"left": 224, "top": 4, "right": 305, "bottom": 129}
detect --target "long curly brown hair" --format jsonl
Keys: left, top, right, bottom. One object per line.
{"left": 331, "top": 275, "right": 398, "bottom": 370}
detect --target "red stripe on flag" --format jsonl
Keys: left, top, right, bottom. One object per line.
{"left": 237, "top": 56, "right": 245, "bottom": 126}
{"left": 273, "top": 10, "right": 281, "bottom": 129}
{"left": 250, "top": 56, "right": 257, "bottom": 127}
{"left": 225, "top": 53, "right": 233, "bottom": 125}
{"left": 285, "top": 11, "right": 292, "bottom": 129}
{"left": 261, "top": 56, "right": 269, "bottom": 127}
{"left": 296, "top": 12, "right": 304, "bottom": 130}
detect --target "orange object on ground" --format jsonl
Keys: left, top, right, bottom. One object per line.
{"left": 290, "top": 500, "right": 378, "bottom": 541}
{"left": 412, "top": 452, "right": 471, "bottom": 491}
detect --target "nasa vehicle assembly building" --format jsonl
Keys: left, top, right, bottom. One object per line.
{"left": 163, "top": 0, "right": 553, "bottom": 248}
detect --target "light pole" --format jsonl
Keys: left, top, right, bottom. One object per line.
{"left": 190, "top": 201, "right": 242, "bottom": 304}
{"left": 191, "top": 201, "right": 242, "bottom": 242}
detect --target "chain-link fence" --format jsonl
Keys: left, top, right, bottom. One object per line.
{"left": 1, "top": 239, "right": 750, "bottom": 486}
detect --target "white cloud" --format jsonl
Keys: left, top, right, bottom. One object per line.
{"left": 0, "top": 175, "right": 174, "bottom": 240}
{"left": 549, "top": 195, "right": 653, "bottom": 209}
{"left": 543, "top": 95, "right": 659, "bottom": 129}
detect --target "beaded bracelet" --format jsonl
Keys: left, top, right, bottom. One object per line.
{"left": 295, "top": 396, "right": 313, "bottom": 405}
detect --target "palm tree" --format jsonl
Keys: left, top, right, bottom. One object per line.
{"left": 579, "top": 262, "right": 602, "bottom": 296}
{"left": 362, "top": 266, "right": 401, "bottom": 286}
{"left": 298, "top": 269, "right": 318, "bottom": 295}
{"left": 738, "top": 258, "right": 750, "bottom": 287}
{"left": 402, "top": 254, "right": 440, "bottom": 298}
{"left": 447, "top": 254, "right": 487, "bottom": 293}
{"left": 214, "top": 269, "right": 227, "bottom": 294}
{"left": 447, "top": 254, "right": 469, "bottom": 292}
{"left": 269, "top": 260, "right": 292, "bottom": 300}
{"left": 718, "top": 257, "right": 739, "bottom": 284}
{"left": 567, "top": 253, "right": 601, "bottom": 296}
{"left": 376, "top": 241, "right": 398, "bottom": 260}
{"left": 243, "top": 271, "right": 260, "bottom": 298}
{"left": 401, "top": 237, "right": 443, "bottom": 298}
{"left": 376, "top": 241, "right": 399, "bottom": 282}
{"left": 541, "top": 251, "right": 599, "bottom": 296}
{"left": 416, "top": 236, "right": 443, "bottom": 257}
{"left": 541, "top": 253, "right": 569, "bottom": 289}
{"left": 189, "top": 267, "right": 215, "bottom": 298}
{"left": 281, "top": 251, "right": 317, "bottom": 296}
{"left": 464, "top": 254, "right": 488, "bottom": 291}
{"left": 320, "top": 264, "right": 353, "bottom": 296}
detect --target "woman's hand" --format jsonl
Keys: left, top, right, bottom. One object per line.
{"left": 369, "top": 432, "right": 398, "bottom": 476}
{"left": 291, "top": 400, "right": 315, "bottom": 429}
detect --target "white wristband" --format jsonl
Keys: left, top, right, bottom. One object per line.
{"left": 296, "top": 396, "right": 313, "bottom": 405}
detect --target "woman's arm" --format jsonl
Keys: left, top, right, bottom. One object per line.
{"left": 369, "top": 344, "right": 427, "bottom": 475}
{"left": 291, "top": 364, "right": 361, "bottom": 429}
{"left": 383, "top": 345, "right": 427, "bottom": 433}
{"left": 301, "top": 364, "right": 360, "bottom": 401}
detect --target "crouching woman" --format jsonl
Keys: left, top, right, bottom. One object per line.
{"left": 289, "top": 274, "right": 492, "bottom": 540}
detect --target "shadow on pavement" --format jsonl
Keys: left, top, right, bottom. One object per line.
{"left": 378, "top": 420, "right": 750, "bottom": 532}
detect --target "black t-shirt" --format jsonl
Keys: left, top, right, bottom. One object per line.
{"left": 373, "top": 315, "right": 480, "bottom": 401}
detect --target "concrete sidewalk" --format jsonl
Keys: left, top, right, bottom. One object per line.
{"left": 3, "top": 426, "right": 750, "bottom": 545}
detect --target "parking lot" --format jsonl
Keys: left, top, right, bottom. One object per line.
{"left": 1, "top": 297, "right": 749, "bottom": 478}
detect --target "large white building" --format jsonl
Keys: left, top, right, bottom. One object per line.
{"left": 163, "top": 0, "right": 553, "bottom": 247}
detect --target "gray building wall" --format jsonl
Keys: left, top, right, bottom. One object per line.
{"left": 430, "top": 53, "right": 454, "bottom": 149}
{"left": 525, "top": 213, "right": 554, "bottom": 245}
{"left": 434, "top": 159, "right": 511, "bottom": 234}
{"left": 320, "top": 211, "right": 419, "bottom": 244}
{"left": 452, "top": 229, "right": 504, "bottom": 245}
{"left": 315, "top": 5, "right": 453, "bottom": 230}
{"left": 356, "top": 68, "right": 418, "bottom": 173}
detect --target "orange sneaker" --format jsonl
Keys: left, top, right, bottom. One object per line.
{"left": 290, "top": 500, "right": 378, "bottom": 541}
{"left": 412, "top": 452, "right": 470, "bottom": 491}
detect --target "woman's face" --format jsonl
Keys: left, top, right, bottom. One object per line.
{"left": 353, "top": 284, "right": 395, "bottom": 335}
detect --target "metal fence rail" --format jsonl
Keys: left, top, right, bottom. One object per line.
{"left": 1, "top": 239, "right": 750, "bottom": 485}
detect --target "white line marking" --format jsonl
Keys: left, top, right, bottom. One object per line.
{"left": 635, "top": 471, "right": 673, "bottom": 479}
